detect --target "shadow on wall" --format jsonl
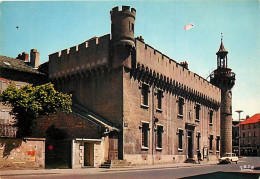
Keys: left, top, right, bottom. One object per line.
{"left": 0, "top": 138, "right": 22, "bottom": 158}
{"left": 45, "top": 125, "right": 68, "bottom": 140}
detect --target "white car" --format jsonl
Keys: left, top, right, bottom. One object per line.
{"left": 219, "top": 153, "right": 238, "bottom": 164}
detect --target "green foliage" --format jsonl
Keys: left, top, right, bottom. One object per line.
{"left": 1, "top": 83, "right": 72, "bottom": 137}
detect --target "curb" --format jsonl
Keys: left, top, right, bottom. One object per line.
{"left": 0, "top": 162, "right": 219, "bottom": 177}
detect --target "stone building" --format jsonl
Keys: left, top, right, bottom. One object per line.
{"left": 0, "top": 51, "right": 48, "bottom": 170}
{"left": 45, "top": 6, "right": 229, "bottom": 167}
{"left": 232, "top": 120, "right": 240, "bottom": 155}
{"left": 238, "top": 114, "right": 260, "bottom": 156}
{"left": 0, "top": 51, "right": 47, "bottom": 137}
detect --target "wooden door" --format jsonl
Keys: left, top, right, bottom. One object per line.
{"left": 84, "top": 143, "right": 94, "bottom": 166}
{"left": 109, "top": 138, "right": 118, "bottom": 160}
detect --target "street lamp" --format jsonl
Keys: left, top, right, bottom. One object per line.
{"left": 235, "top": 110, "right": 243, "bottom": 156}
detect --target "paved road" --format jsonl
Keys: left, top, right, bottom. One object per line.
{"left": 1, "top": 157, "right": 259, "bottom": 179}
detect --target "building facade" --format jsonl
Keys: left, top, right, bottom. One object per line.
{"left": 232, "top": 120, "right": 240, "bottom": 155}
{"left": 238, "top": 114, "right": 260, "bottom": 156}
{"left": 47, "top": 6, "right": 224, "bottom": 166}
{"left": 0, "top": 51, "right": 47, "bottom": 138}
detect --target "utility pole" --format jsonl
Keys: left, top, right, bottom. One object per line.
{"left": 235, "top": 110, "right": 243, "bottom": 156}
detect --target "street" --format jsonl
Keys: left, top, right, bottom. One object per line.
{"left": 1, "top": 157, "right": 259, "bottom": 179}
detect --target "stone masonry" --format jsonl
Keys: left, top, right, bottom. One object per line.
{"left": 48, "top": 6, "right": 225, "bottom": 165}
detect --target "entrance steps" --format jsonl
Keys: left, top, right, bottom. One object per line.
{"left": 184, "top": 158, "right": 197, "bottom": 163}
{"left": 100, "top": 160, "right": 133, "bottom": 168}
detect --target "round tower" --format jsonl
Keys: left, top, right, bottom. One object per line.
{"left": 110, "top": 6, "right": 136, "bottom": 47}
{"left": 210, "top": 35, "right": 235, "bottom": 156}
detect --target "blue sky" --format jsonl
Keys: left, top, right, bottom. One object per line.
{"left": 0, "top": 0, "right": 259, "bottom": 119}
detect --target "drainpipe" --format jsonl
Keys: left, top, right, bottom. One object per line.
{"left": 152, "top": 83, "right": 155, "bottom": 165}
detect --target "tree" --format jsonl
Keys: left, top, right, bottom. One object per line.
{"left": 1, "top": 83, "right": 72, "bottom": 137}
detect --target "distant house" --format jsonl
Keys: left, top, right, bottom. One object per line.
{"left": 237, "top": 114, "right": 260, "bottom": 156}
{"left": 0, "top": 50, "right": 47, "bottom": 137}
{"left": 232, "top": 120, "right": 241, "bottom": 155}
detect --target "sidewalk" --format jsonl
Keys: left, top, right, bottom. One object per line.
{"left": 0, "top": 161, "right": 218, "bottom": 177}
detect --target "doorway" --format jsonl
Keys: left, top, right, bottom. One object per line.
{"left": 187, "top": 131, "right": 193, "bottom": 158}
{"left": 84, "top": 143, "right": 94, "bottom": 167}
{"left": 108, "top": 132, "right": 118, "bottom": 160}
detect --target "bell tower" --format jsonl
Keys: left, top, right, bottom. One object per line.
{"left": 210, "top": 34, "right": 236, "bottom": 156}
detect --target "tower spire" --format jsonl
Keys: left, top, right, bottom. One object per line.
{"left": 216, "top": 33, "right": 228, "bottom": 69}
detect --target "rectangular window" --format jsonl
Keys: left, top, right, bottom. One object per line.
{"left": 142, "top": 123, "right": 149, "bottom": 148}
{"left": 248, "top": 124, "right": 251, "bottom": 129}
{"left": 209, "top": 110, "right": 213, "bottom": 125}
{"left": 156, "top": 125, "right": 163, "bottom": 149}
{"left": 209, "top": 135, "right": 213, "bottom": 151}
{"left": 157, "top": 89, "right": 163, "bottom": 110}
{"left": 254, "top": 124, "right": 256, "bottom": 128}
{"left": 248, "top": 132, "right": 251, "bottom": 137}
{"left": 242, "top": 125, "right": 245, "bottom": 130}
{"left": 243, "top": 133, "right": 245, "bottom": 138}
{"left": 216, "top": 136, "right": 220, "bottom": 152}
{"left": 141, "top": 83, "right": 149, "bottom": 107}
{"left": 178, "top": 129, "right": 183, "bottom": 150}
{"left": 178, "top": 97, "right": 184, "bottom": 118}
{"left": 195, "top": 104, "right": 200, "bottom": 121}
{"left": 254, "top": 132, "right": 256, "bottom": 137}
{"left": 197, "top": 132, "right": 201, "bottom": 151}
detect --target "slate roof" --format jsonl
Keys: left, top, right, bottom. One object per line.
{"left": 0, "top": 55, "right": 43, "bottom": 74}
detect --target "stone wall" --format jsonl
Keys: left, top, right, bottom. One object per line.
{"left": 33, "top": 112, "right": 102, "bottom": 140}
{"left": 135, "top": 39, "right": 221, "bottom": 102}
{"left": 0, "top": 138, "right": 45, "bottom": 170}
{"left": 49, "top": 34, "right": 110, "bottom": 80}
{"left": 123, "top": 67, "right": 220, "bottom": 164}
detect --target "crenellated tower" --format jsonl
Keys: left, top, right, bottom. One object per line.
{"left": 110, "top": 6, "right": 136, "bottom": 47}
{"left": 110, "top": 6, "right": 136, "bottom": 68}
{"left": 210, "top": 35, "right": 235, "bottom": 156}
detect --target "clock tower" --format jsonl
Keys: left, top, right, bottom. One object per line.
{"left": 210, "top": 35, "right": 236, "bottom": 156}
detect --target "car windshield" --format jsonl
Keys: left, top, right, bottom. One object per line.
{"left": 224, "top": 154, "right": 232, "bottom": 157}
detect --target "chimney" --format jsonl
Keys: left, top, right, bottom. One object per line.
{"left": 16, "top": 52, "right": 29, "bottom": 62}
{"left": 30, "top": 49, "right": 40, "bottom": 68}
{"left": 180, "top": 61, "right": 189, "bottom": 70}
{"left": 246, "top": 115, "right": 250, "bottom": 119}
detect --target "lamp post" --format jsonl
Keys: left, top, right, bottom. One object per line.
{"left": 235, "top": 110, "right": 243, "bottom": 156}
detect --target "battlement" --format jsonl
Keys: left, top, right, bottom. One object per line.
{"left": 49, "top": 34, "right": 110, "bottom": 79}
{"left": 135, "top": 38, "right": 221, "bottom": 101}
{"left": 49, "top": 35, "right": 109, "bottom": 59}
{"left": 110, "top": 6, "right": 136, "bottom": 19}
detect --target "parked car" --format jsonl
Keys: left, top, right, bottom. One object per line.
{"left": 219, "top": 153, "right": 238, "bottom": 164}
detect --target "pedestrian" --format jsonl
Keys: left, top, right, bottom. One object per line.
{"left": 197, "top": 150, "right": 202, "bottom": 164}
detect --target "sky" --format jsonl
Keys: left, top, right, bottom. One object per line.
{"left": 0, "top": 0, "right": 259, "bottom": 120}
